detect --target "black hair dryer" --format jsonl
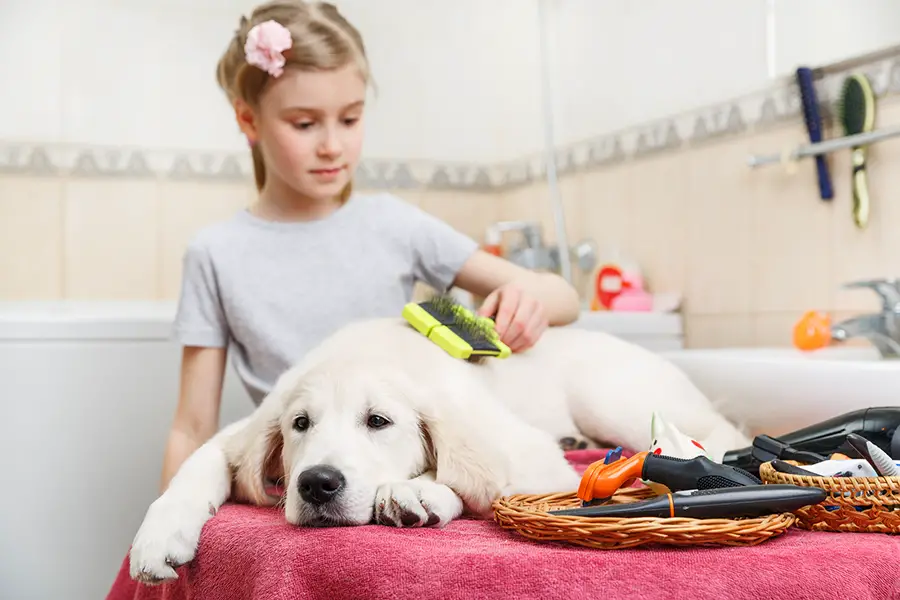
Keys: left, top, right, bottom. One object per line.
{"left": 722, "top": 407, "right": 900, "bottom": 474}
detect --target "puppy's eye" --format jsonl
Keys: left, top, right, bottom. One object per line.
{"left": 293, "top": 415, "right": 310, "bottom": 432}
{"left": 366, "top": 414, "right": 391, "bottom": 430}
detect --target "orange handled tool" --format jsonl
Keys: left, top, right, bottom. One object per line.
{"left": 577, "top": 452, "right": 648, "bottom": 503}
{"left": 577, "top": 451, "right": 762, "bottom": 504}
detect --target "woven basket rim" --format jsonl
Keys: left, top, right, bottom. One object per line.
{"left": 492, "top": 489, "right": 797, "bottom": 548}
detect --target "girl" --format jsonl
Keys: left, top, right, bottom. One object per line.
{"left": 159, "top": 0, "right": 580, "bottom": 491}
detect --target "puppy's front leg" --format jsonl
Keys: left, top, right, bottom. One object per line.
{"left": 374, "top": 471, "right": 464, "bottom": 529}
{"left": 129, "top": 418, "right": 248, "bottom": 585}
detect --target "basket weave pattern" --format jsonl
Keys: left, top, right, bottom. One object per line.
{"left": 759, "top": 461, "right": 900, "bottom": 533}
{"left": 492, "top": 488, "right": 796, "bottom": 549}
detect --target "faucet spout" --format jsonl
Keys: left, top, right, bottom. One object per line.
{"left": 832, "top": 314, "right": 900, "bottom": 358}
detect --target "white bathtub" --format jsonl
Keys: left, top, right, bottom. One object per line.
{"left": 0, "top": 301, "right": 253, "bottom": 600}
{"left": 0, "top": 301, "right": 682, "bottom": 599}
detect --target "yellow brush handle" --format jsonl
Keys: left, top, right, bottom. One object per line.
{"left": 851, "top": 147, "right": 869, "bottom": 229}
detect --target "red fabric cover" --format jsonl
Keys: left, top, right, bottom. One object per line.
{"left": 106, "top": 450, "right": 900, "bottom": 600}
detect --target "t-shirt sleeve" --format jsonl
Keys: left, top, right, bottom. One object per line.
{"left": 172, "top": 239, "right": 230, "bottom": 348}
{"left": 402, "top": 201, "right": 480, "bottom": 293}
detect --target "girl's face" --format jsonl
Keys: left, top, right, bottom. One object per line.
{"left": 239, "top": 63, "right": 367, "bottom": 203}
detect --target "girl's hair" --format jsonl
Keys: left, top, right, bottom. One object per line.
{"left": 216, "top": 1, "right": 370, "bottom": 195}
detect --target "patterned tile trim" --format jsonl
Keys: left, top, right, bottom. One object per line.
{"left": 2, "top": 51, "right": 899, "bottom": 192}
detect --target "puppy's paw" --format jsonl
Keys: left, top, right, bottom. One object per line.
{"left": 128, "top": 496, "right": 215, "bottom": 585}
{"left": 558, "top": 435, "right": 596, "bottom": 451}
{"left": 374, "top": 479, "right": 463, "bottom": 529}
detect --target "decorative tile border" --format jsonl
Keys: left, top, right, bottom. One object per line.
{"left": 3, "top": 50, "right": 900, "bottom": 192}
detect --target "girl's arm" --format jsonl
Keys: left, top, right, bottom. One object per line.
{"left": 452, "top": 249, "right": 581, "bottom": 351}
{"left": 159, "top": 346, "right": 228, "bottom": 492}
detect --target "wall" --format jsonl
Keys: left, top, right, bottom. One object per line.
{"left": 499, "top": 49, "right": 900, "bottom": 349}
{"left": 5, "top": 1, "right": 900, "bottom": 351}
{"left": 545, "top": 0, "right": 900, "bottom": 148}
{"left": 0, "top": 0, "right": 534, "bottom": 303}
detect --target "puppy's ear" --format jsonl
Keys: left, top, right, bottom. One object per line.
{"left": 225, "top": 404, "right": 284, "bottom": 507}
{"left": 418, "top": 398, "right": 511, "bottom": 517}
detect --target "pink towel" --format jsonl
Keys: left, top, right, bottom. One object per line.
{"left": 107, "top": 450, "right": 900, "bottom": 600}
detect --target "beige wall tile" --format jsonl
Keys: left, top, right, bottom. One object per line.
{"left": 0, "top": 176, "right": 64, "bottom": 299}
{"left": 159, "top": 181, "right": 254, "bottom": 299}
{"left": 683, "top": 137, "right": 756, "bottom": 315}
{"left": 627, "top": 155, "right": 686, "bottom": 297}
{"left": 753, "top": 312, "right": 804, "bottom": 347}
{"left": 826, "top": 102, "right": 900, "bottom": 313}
{"left": 417, "top": 191, "right": 501, "bottom": 243}
{"left": 497, "top": 182, "right": 555, "bottom": 245}
{"left": 862, "top": 99, "right": 900, "bottom": 306}
{"left": 580, "top": 165, "right": 632, "bottom": 260}
{"left": 684, "top": 314, "right": 754, "bottom": 349}
{"left": 64, "top": 179, "right": 161, "bottom": 299}
{"left": 749, "top": 124, "right": 834, "bottom": 313}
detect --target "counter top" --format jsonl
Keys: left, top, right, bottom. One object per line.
{"left": 0, "top": 300, "right": 683, "bottom": 340}
{"left": 0, "top": 301, "right": 178, "bottom": 340}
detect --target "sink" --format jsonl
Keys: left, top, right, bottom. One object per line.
{"left": 662, "top": 345, "right": 900, "bottom": 439}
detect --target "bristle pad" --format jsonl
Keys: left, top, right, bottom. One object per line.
{"left": 840, "top": 78, "right": 867, "bottom": 135}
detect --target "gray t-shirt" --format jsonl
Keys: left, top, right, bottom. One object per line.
{"left": 173, "top": 192, "right": 479, "bottom": 405}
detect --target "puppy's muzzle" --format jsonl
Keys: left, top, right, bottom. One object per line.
{"left": 297, "top": 465, "right": 346, "bottom": 505}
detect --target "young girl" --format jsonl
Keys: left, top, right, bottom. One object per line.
{"left": 159, "top": 0, "right": 580, "bottom": 491}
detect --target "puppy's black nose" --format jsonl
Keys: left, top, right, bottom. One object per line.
{"left": 297, "top": 465, "right": 345, "bottom": 505}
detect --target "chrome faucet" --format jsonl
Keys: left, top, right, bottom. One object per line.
{"left": 831, "top": 278, "right": 900, "bottom": 358}
{"left": 484, "top": 221, "right": 597, "bottom": 276}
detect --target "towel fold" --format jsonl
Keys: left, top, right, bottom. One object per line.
{"left": 106, "top": 450, "right": 900, "bottom": 600}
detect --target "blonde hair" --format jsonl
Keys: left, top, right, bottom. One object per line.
{"left": 216, "top": 1, "right": 371, "bottom": 197}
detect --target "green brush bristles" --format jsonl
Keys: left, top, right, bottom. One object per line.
{"left": 837, "top": 74, "right": 874, "bottom": 136}
{"left": 425, "top": 293, "right": 500, "bottom": 345}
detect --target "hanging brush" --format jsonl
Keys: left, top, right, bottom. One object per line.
{"left": 837, "top": 73, "right": 876, "bottom": 229}
{"left": 402, "top": 293, "right": 511, "bottom": 361}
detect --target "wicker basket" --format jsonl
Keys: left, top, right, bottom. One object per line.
{"left": 759, "top": 460, "right": 900, "bottom": 533}
{"left": 492, "top": 488, "right": 797, "bottom": 549}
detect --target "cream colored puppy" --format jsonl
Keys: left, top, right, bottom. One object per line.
{"left": 129, "top": 317, "right": 748, "bottom": 585}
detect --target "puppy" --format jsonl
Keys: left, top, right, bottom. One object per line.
{"left": 129, "top": 317, "right": 749, "bottom": 584}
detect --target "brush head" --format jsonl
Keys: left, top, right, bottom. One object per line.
{"left": 838, "top": 74, "right": 875, "bottom": 136}
{"left": 402, "top": 293, "right": 511, "bottom": 362}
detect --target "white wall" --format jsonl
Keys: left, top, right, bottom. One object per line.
{"left": 546, "top": 0, "right": 900, "bottom": 148}
{"left": 772, "top": 0, "right": 900, "bottom": 76}
{"left": 0, "top": 0, "right": 545, "bottom": 165}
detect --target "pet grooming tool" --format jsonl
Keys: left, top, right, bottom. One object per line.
{"left": 554, "top": 485, "right": 827, "bottom": 520}
{"left": 402, "top": 293, "right": 511, "bottom": 361}
{"left": 837, "top": 73, "right": 876, "bottom": 228}
{"left": 723, "top": 407, "right": 900, "bottom": 475}
{"left": 796, "top": 66, "right": 834, "bottom": 201}
{"left": 846, "top": 433, "right": 900, "bottom": 477}
{"left": 577, "top": 451, "right": 761, "bottom": 504}
{"left": 603, "top": 446, "right": 624, "bottom": 465}
{"left": 773, "top": 458, "right": 895, "bottom": 478}
{"left": 771, "top": 460, "right": 819, "bottom": 477}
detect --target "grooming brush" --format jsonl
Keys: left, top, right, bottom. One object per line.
{"left": 795, "top": 67, "right": 834, "bottom": 201}
{"left": 402, "top": 293, "right": 511, "bottom": 361}
{"left": 577, "top": 451, "right": 761, "bottom": 505}
{"left": 837, "top": 73, "right": 876, "bottom": 228}
{"left": 846, "top": 433, "right": 900, "bottom": 477}
{"left": 553, "top": 485, "right": 827, "bottom": 520}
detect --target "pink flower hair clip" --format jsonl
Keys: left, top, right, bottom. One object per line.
{"left": 244, "top": 20, "right": 293, "bottom": 77}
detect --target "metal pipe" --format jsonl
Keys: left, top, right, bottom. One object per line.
{"left": 747, "top": 124, "right": 900, "bottom": 167}
{"left": 536, "top": 0, "right": 572, "bottom": 282}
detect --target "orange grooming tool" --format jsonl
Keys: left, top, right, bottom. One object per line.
{"left": 577, "top": 451, "right": 648, "bottom": 503}
{"left": 576, "top": 451, "right": 763, "bottom": 505}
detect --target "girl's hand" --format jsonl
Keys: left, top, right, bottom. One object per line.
{"left": 476, "top": 283, "right": 549, "bottom": 353}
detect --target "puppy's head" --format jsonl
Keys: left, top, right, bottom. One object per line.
{"left": 231, "top": 357, "right": 509, "bottom": 526}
